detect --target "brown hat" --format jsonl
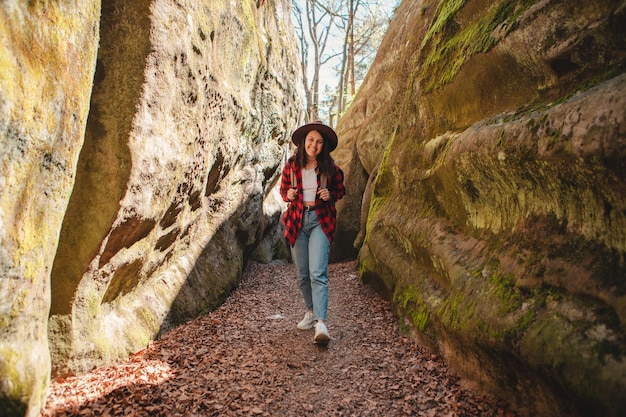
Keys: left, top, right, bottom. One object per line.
{"left": 291, "top": 120, "right": 338, "bottom": 152}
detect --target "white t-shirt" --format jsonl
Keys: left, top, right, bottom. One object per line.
{"left": 302, "top": 168, "right": 317, "bottom": 201}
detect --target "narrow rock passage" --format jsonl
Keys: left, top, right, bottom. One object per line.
{"left": 41, "top": 261, "right": 516, "bottom": 416}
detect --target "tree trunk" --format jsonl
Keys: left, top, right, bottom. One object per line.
{"left": 308, "top": 0, "right": 320, "bottom": 121}
{"left": 348, "top": 0, "right": 355, "bottom": 95}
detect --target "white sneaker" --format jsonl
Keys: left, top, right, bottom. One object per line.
{"left": 314, "top": 321, "right": 330, "bottom": 344}
{"left": 297, "top": 311, "right": 315, "bottom": 330}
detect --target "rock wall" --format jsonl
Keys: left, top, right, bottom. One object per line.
{"left": 0, "top": 2, "right": 101, "bottom": 416}
{"left": 334, "top": 0, "right": 626, "bottom": 416}
{"left": 0, "top": 0, "right": 302, "bottom": 416}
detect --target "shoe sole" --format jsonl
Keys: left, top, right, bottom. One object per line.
{"left": 297, "top": 323, "right": 314, "bottom": 330}
{"left": 314, "top": 333, "right": 330, "bottom": 344}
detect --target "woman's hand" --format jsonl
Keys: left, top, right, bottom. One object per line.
{"left": 317, "top": 188, "right": 331, "bottom": 201}
{"left": 287, "top": 188, "right": 298, "bottom": 201}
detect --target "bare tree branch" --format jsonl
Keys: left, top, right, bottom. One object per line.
{"left": 292, "top": 0, "right": 399, "bottom": 123}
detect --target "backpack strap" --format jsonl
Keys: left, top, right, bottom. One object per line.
{"left": 290, "top": 167, "right": 296, "bottom": 189}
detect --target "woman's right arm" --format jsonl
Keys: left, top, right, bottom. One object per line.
{"left": 279, "top": 163, "right": 291, "bottom": 202}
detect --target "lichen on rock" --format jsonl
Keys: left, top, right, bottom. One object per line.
{"left": 0, "top": 0, "right": 302, "bottom": 416}
{"left": 335, "top": 0, "right": 626, "bottom": 416}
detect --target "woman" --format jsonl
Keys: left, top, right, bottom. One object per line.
{"left": 280, "top": 121, "right": 345, "bottom": 344}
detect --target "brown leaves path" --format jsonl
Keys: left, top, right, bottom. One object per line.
{"left": 41, "top": 261, "right": 516, "bottom": 417}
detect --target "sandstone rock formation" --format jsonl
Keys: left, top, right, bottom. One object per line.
{"left": 0, "top": 1, "right": 301, "bottom": 416}
{"left": 334, "top": 0, "right": 626, "bottom": 416}
{"left": 0, "top": 3, "right": 101, "bottom": 416}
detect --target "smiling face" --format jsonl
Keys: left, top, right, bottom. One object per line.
{"left": 304, "top": 130, "right": 324, "bottom": 161}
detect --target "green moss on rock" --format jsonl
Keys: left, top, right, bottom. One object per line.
{"left": 420, "top": 0, "right": 536, "bottom": 92}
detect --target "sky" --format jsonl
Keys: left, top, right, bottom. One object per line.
{"left": 291, "top": 0, "right": 400, "bottom": 120}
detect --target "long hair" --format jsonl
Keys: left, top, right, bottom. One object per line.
{"left": 291, "top": 130, "right": 335, "bottom": 178}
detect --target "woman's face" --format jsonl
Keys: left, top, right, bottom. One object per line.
{"left": 304, "top": 130, "right": 324, "bottom": 160}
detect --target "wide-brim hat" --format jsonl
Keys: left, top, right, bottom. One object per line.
{"left": 291, "top": 120, "right": 338, "bottom": 152}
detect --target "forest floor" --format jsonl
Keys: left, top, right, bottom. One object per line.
{"left": 40, "top": 260, "right": 517, "bottom": 417}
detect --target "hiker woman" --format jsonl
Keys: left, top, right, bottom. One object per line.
{"left": 280, "top": 121, "right": 345, "bottom": 344}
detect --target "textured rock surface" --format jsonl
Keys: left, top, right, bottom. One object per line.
{"left": 335, "top": 0, "right": 626, "bottom": 416}
{"left": 1, "top": 0, "right": 301, "bottom": 416}
{"left": 0, "top": 2, "right": 101, "bottom": 416}
{"left": 48, "top": 0, "right": 301, "bottom": 375}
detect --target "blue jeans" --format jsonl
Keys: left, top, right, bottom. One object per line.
{"left": 291, "top": 210, "right": 330, "bottom": 322}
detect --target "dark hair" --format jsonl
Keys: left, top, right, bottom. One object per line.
{"left": 291, "top": 130, "right": 335, "bottom": 178}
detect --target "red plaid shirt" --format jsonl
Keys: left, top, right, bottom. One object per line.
{"left": 280, "top": 159, "right": 345, "bottom": 246}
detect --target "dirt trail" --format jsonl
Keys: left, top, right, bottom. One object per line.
{"left": 41, "top": 260, "right": 516, "bottom": 416}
